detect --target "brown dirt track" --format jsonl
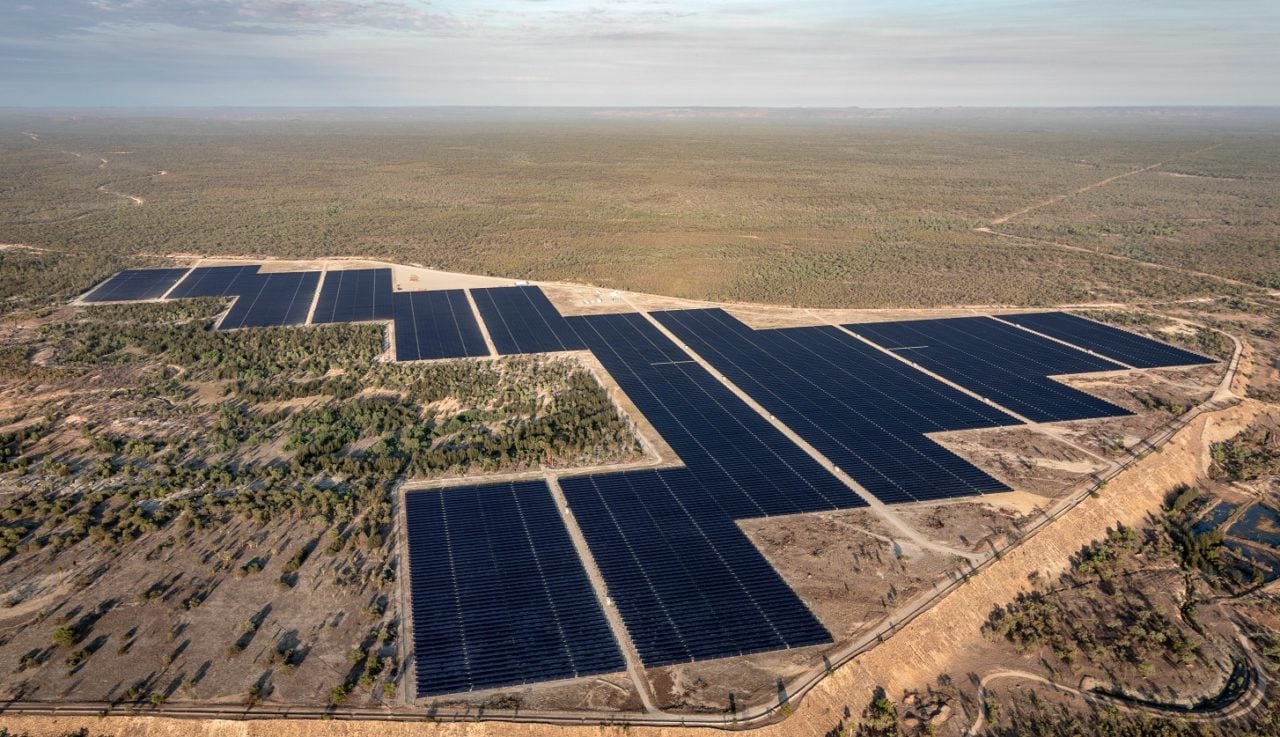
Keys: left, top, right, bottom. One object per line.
{"left": 1, "top": 396, "right": 1262, "bottom": 737}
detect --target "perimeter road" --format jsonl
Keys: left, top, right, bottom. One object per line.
{"left": 464, "top": 289, "right": 500, "bottom": 358}
{"left": 544, "top": 473, "right": 660, "bottom": 713}
{"left": 628, "top": 301, "right": 984, "bottom": 564}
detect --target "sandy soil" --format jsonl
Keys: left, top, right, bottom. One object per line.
{"left": 741, "top": 508, "right": 959, "bottom": 651}
{"left": 0, "top": 515, "right": 398, "bottom": 709}
{"left": 932, "top": 426, "right": 1110, "bottom": 500}
{"left": 537, "top": 284, "right": 636, "bottom": 316}
{"left": 154, "top": 255, "right": 513, "bottom": 292}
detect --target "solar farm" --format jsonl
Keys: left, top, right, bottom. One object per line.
{"left": 76, "top": 263, "right": 1219, "bottom": 706}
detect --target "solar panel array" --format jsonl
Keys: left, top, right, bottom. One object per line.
{"left": 77, "top": 271, "right": 1222, "bottom": 692}
{"left": 654, "top": 309, "right": 1018, "bottom": 504}
{"left": 404, "top": 481, "right": 625, "bottom": 696}
{"left": 218, "top": 270, "right": 321, "bottom": 329}
{"left": 166, "top": 265, "right": 260, "bottom": 299}
{"left": 560, "top": 313, "right": 857, "bottom": 666}
{"left": 472, "top": 286, "right": 586, "bottom": 354}
{"left": 82, "top": 268, "right": 190, "bottom": 303}
{"left": 850, "top": 316, "right": 1131, "bottom": 423}
{"left": 392, "top": 290, "right": 489, "bottom": 361}
{"left": 312, "top": 268, "right": 394, "bottom": 324}
{"left": 999, "top": 311, "right": 1214, "bottom": 369}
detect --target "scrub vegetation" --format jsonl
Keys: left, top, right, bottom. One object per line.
{"left": 0, "top": 299, "right": 640, "bottom": 706}
{"left": 1, "top": 109, "right": 1277, "bottom": 312}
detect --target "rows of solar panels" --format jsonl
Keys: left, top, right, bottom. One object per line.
{"left": 561, "top": 313, "right": 860, "bottom": 666}
{"left": 403, "top": 481, "right": 625, "bottom": 696}
{"left": 472, "top": 286, "right": 585, "bottom": 354}
{"left": 402, "top": 307, "right": 1210, "bottom": 693}
{"left": 82, "top": 268, "right": 189, "bottom": 302}
{"left": 81, "top": 269, "right": 1218, "bottom": 696}
{"left": 998, "top": 312, "right": 1213, "bottom": 369}
{"left": 84, "top": 272, "right": 587, "bottom": 361}
{"left": 848, "top": 316, "right": 1132, "bottom": 423}
{"left": 83, "top": 267, "right": 492, "bottom": 360}
{"left": 654, "top": 309, "right": 1018, "bottom": 504}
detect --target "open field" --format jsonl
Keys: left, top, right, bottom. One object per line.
{"left": 2, "top": 108, "right": 1279, "bottom": 314}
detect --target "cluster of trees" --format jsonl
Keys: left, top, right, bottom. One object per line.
{"left": 1211, "top": 425, "right": 1280, "bottom": 482}
{"left": 0, "top": 418, "right": 49, "bottom": 473}
{"left": 0, "top": 293, "right": 647, "bottom": 708}
{"left": 43, "top": 306, "right": 382, "bottom": 380}
{"left": 985, "top": 522, "right": 1199, "bottom": 675}
{"left": 329, "top": 621, "right": 398, "bottom": 705}
{"left": 981, "top": 485, "right": 1280, "bottom": 736}
{"left": 0, "top": 481, "right": 175, "bottom": 559}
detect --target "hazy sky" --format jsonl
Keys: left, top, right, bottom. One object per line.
{"left": 1, "top": 0, "right": 1277, "bottom": 107}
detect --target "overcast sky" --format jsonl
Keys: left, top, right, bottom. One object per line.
{"left": 1, "top": 0, "right": 1277, "bottom": 107}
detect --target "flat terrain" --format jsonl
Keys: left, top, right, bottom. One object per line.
{"left": 0, "top": 260, "right": 1244, "bottom": 723}
{"left": 2, "top": 108, "right": 1278, "bottom": 314}
{"left": 0, "top": 108, "right": 1277, "bottom": 736}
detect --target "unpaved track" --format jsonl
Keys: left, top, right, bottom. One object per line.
{"left": 974, "top": 142, "right": 1264, "bottom": 293}
{"left": 972, "top": 140, "right": 1264, "bottom": 294}
{"left": 19, "top": 133, "right": 150, "bottom": 207}
{"left": 965, "top": 637, "right": 1268, "bottom": 737}
{"left": 985, "top": 143, "right": 1222, "bottom": 227}
{"left": 97, "top": 184, "right": 145, "bottom": 206}
{"left": 4, "top": 282, "right": 1243, "bottom": 737}
{"left": 976, "top": 226, "right": 1257, "bottom": 291}
{"left": 546, "top": 474, "right": 660, "bottom": 713}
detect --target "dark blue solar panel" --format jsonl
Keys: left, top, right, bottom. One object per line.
{"left": 392, "top": 290, "right": 489, "bottom": 361}
{"left": 218, "top": 271, "right": 320, "bottom": 330}
{"left": 999, "top": 312, "right": 1214, "bottom": 369}
{"left": 850, "top": 316, "right": 1131, "bottom": 423}
{"left": 565, "top": 471, "right": 833, "bottom": 667}
{"left": 559, "top": 313, "right": 854, "bottom": 666}
{"left": 311, "top": 268, "right": 394, "bottom": 324}
{"left": 82, "top": 268, "right": 189, "bottom": 303}
{"left": 654, "top": 309, "right": 1018, "bottom": 505}
{"left": 166, "top": 265, "right": 261, "bottom": 299}
{"left": 404, "top": 481, "right": 625, "bottom": 697}
{"left": 472, "top": 286, "right": 586, "bottom": 354}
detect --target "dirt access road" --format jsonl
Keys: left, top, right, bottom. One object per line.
{"left": 985, "top": 143, "right": 1222, "bottom": 227}
{"left": 974, "top": 142, "right": 1269, "bottom": 293}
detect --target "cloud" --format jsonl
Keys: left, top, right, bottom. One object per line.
{"left": 0, "top": 0, "right": 1277, "bottom": 106}
{"left": 2, "top": 0, "right": 450, "bottom": 36}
